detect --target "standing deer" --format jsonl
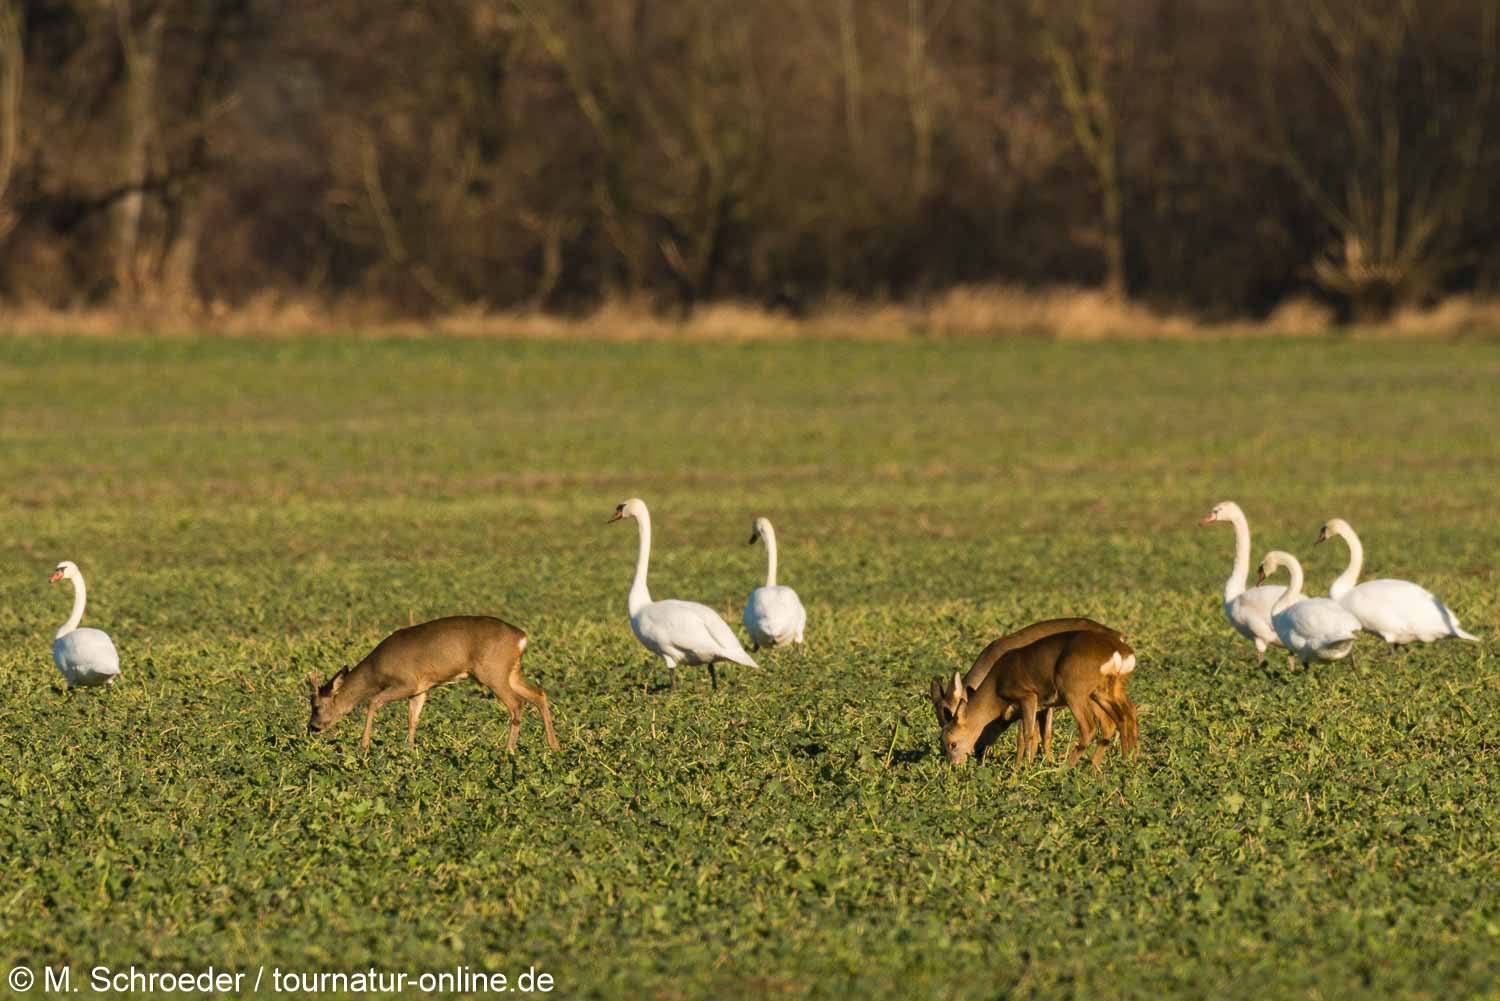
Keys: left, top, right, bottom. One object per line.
{"left": 931, "top": 621, "right": 1137, "bottom": 768}
{"left": 306, "top": 616, "right": 560, "bottom": 753}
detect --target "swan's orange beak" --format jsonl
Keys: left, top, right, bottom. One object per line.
{"left": 49, "top": 570, "right": 64, "bottom": 583}
{"left": 1198, "top": 513, "right": 1215, "bottom": 526}
{"left": 607, "top": 510, "right": 623, "bottom": 524}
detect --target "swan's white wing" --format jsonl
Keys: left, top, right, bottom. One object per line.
{"left": 1281, "top": 598, "right": 1361, "bottom": 657}
{"left": 53, "top": 628, "right": 120, "bottom": 685}
{"left": 1228, "top": 585, "right": 1286, "bottom": 645}
{"left": 1344, "top": 578, "right": 1468, "bottom": 642}
{"left": 639, "top": 600, "right": 758, "bottom": 667}
{"left": 744, "top": 586, "right": 805, "bottom": 646}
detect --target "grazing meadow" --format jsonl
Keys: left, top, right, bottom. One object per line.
{"left": 1, "top": 335, "right": 1497, "bottom": 998}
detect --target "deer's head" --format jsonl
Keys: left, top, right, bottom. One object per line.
{"left": 307, "top": 669, "right": 353, "bottom": 734}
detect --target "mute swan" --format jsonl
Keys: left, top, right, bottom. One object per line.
{"left": 609, "top": 498, "right": 758, "bottom": 692}
{"left": 50, "top": 561, "right": 121, "bottom": 688}
{"left": 742, "top": 517, "right": 807, "bottom": 650}
{"left": 1200, "top": 501, "right": 1289, "bottom": 664}
{"left": 1256, "top": 550, "right": 1362, "bottom": 665}
{"left": 1316, "top": 518, "right": 1480, "bottom": 651}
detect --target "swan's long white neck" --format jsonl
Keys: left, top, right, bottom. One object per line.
{"left": 1271, "top": 559, "right": 1304, "bottom": 615}
{"left": 759, "top": 523, "right": 779, "bottom": 588}
{"left": 57, "top": 573, "right": 87, "bottom": 639}
{"left": 628, "top": 509, "right": 653, "bottom": 616}
{"left": 1223, "top": 510, "right": 1253, "bottom": 603}
{"left": 1329, "top": 524, "right": 1363, "bottom": 602}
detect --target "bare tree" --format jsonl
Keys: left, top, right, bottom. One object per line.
{"left": 1037, "top": 1, "right": 1127, "bottom": 298}
{"left": 1255, "top": 0, "right": 1498, "bottom": 319}
{"left": 517, "top": 0, "right": 769, "bottom": 311}
{"left": 112, "top": 0, "right": 164, "bottom": 298}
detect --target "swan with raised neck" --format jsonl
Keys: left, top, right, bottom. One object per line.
{"left": 742, "top": 516, "right": 806, "bottom": 650}
{"left": 51, "top": 560, "right": 89, "bottom": 639}
{"left": 1315, "top": 517, "right": 1480, "bottom": 649}
{"left": 611, "top": 497, "right": 654, "bottom": 616}
{"left": 753, "top": 517, "right": 779, "bottom": 588}
{"left": 49, "top": 560, "right": 122, "bottom": 688}
{"left": 610, "top": 498, "right": 758, "bottom": 691}
{"left": 1199, "top": 501, "right": 1288, "bottom": 663}
{"left": 1256, "top": 549, "right": 1362, "bottom": 665}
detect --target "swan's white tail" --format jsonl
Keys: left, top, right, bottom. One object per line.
{"left": 726, "top": 646, "right": 759, "bottom": 669}
{"left": 1099, "top": 651, "right": 1137, "bottom": 676}
{"left": 1441, "top": 604, "right": 1480, "bottom": 643}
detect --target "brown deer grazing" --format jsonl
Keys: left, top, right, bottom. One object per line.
{"left": 306, "top": 616, "right": 560, "bottom": 752}
{"left": 958, "top": 617, "right": 1125, "bottom": 760}
{"left": 931, "top": 621, "right": 1137, "bottom": 768}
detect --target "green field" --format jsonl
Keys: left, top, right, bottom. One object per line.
{"left": 1, "top": 335, "right": 1497, "bottom": 999}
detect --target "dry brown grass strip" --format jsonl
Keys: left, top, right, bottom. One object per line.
{"left": 2, "top": 286, "right": 1497, "bottom": 340}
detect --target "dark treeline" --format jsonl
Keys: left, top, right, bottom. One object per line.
{"left": 0, "top": 0, "right": 1496, "bottom": 321}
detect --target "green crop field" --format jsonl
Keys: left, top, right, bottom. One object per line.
{"left": 1, "top": 335, "right": 1497, "bottom": 999}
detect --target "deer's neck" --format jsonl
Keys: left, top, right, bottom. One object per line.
{"left": 327, "top": 662, "right": 383, "bottom": 722}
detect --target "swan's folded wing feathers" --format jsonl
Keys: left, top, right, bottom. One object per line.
{"left": 747, "top": 587, "right": 802, "bottom": 642}
{"left": 697, "top": 606, "right": 759, "bottom": 666}
{"left": 644, "top": 600, "right": 757, "bottom": 667}
{"left": 54, "top": 628, "right": 121, "bottom": 681}
{"left": 1286, "top": 598, "right": 1360, "bottom": 641}
{"left": 1231, "top": 585, "right": 1287, "bottom": 644}
{"left": 1347, "top": 578, "right": 1458, "bottom": 638}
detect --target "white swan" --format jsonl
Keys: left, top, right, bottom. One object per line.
{"left": 609, "top": 498, "right": 758, "bottom": 692}
{"left": 1257, "top": 550, "right": 1362, "bottom": 665}
{"left": 1200, "top": 501, "right": 1289, "bottom": 664}
{"left": 1316, "top": 518, "right": 1480, "bottom": 651}
{"left": 741, "top": 517, "right": 807, "bottom": 650}
{"left": 50, "top": 560, "right": 121, "bottom": 688}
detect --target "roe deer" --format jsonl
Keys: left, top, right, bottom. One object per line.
{"left": 306, "top": 616, "right": 560, "bottom": 752}
{"left": 958, "top": 617, "right": 1125, "bottom": 760}
{"left": 931, "top": 625, "right": 1137, "bottom": 769}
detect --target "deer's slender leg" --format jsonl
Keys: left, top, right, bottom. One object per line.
{"left": 360, "top": 691, "right": 399, "bottom": 750}
{"left": 406, "top": 691, "right": 428, "bottom": 747}
{"left": 1063, "top": 688, "right": 1097, "bottom": 768}
{"left": 508, "top": 668, "right": 560, "bottom": 750}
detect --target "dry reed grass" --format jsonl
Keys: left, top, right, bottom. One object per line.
{"left": 1, "top": 286, "right": 1496, "bottom": 340}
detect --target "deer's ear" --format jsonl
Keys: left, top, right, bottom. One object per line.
{"left": 950, "top": 672, "right": 966, "bottom": 703}
{"left": 328, "top": 671, "right": 345, "bottom": 695}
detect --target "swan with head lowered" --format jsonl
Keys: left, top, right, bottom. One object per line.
{"left": 50, "top": 561, "right": 121, "bottom": 688}
{"left": 1315, "top": 518, "right": 1480, "bottom": 652}
{"left": 1257, "top": 550, "right": 1363, "bottom": 666}
{"left": 1200, "top": 501, "right": 1289, "bottom": 664}
{"left": 742, "top": 517, "right": 806, "bottom": 650}
{"left": 610, "top": 498, "right": 758, "bottom": 692}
